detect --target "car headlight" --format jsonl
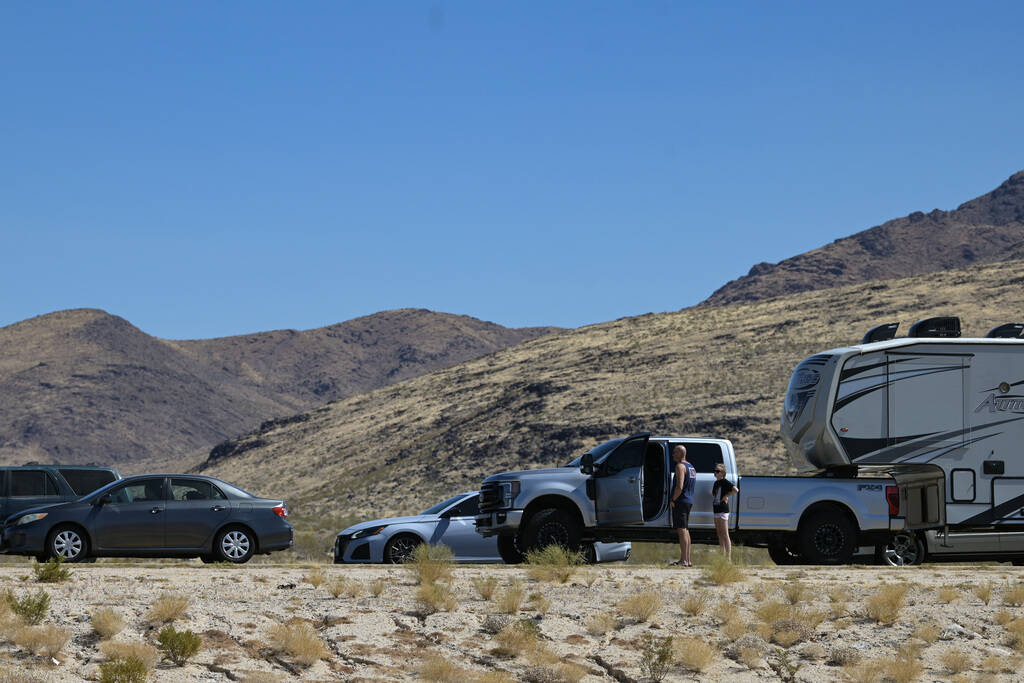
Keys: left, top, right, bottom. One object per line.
{"left": 499, "top": 481, "right": 521, "bottom": 508}
{"left": 351, "top": 525, "right": 387, "bottom": 539}
{"left": 16, "top": 513, "right": 47, "bottom": 526}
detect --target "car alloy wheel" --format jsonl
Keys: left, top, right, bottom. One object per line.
{"left": 385, "top": 535, "right": 422, "bottom": 564}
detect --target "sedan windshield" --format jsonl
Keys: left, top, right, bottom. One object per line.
{"left": 421, "top": 494, "right": 468, "bottom": 516}
{"left": 564, "top": 437, "right": 625, "bottom": 467}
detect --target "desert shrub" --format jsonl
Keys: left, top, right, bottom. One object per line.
{"left": 268, "top": 621, "right": 329, "bottom": 666}
{"left": 842, "top": 659, "right": 886, "bottom": 683}
{"left": 525, "top": 545, "right": 583, "bottom": 583}
{"left": 828, "top": 646, "right": 860, "bottom": 666}
{"left": 617, "top": 590, "right": 661, "bottom": 623}
{"left": 738, "top": 646, "right": 763, "bottom": 669}
{"left": 981, "top": 653, "right": 1011, "bottom": 673}
{"left": 419, "top": 654, "right": 467, "bottom": 681}
{"left": 527, "top": 592, "right": 550, "bottom": 615}
{"left": 911, "top": 622, "right": 939, "bottom": 643}
{"left": 32, "top": 557, "right": 71, "bottom": 584}
{"left": 495, "top": 584, "right": 525, "bottom": 614}
{"left": 681, "top": 591, "right": 710, "bottom": 616}
{"left": 406, "top": 543, "right": 454, "bottom": 585}
{"left": 100, "top": 641, "right": 160, "bottom": 670}
{"left": 14, "top": 624, "right": 70, "bottom": 659}
{"left": 721, "top": 616, "right": 746, "bottom": 641}
{"left": 156, "top": 625, "right": 201, "bottom": 666}
{"left": 674, "top": 635, "right": 715, "bottom": 672}
{"left": 493, "top": 619, "right": 540, "bottom": 658}
{"left": 415, "top": 582, "right": 457, "bottom": 615}
{"left": 781, "top": 581, "right": 807, "bottom": 604}
{"left": 1003, "top": 581, "right": 1024, "bottom": 607}
{"left": 368, "top": 578, "right": 387, "bottom": 597}
{"left": 865, "top": 584, "right": 909, "bottom": 624}
{"left": 521, "top": 661, "right": 586, "bottom": 683}
{"left": 472, "top": 576, "right": 500, "bottom": 600}
{"left": 580, "top": 571, "right": 599, "bottom": 588}
{"left": 474, "top": 673, "right": 515, "bottom": 683}
{"left": 303, "top": 566, "right": 326, "bottom": 589}
{"left": 974, "top": 581, "right": 994, "bottom": 605}
{"left": 994, "top": 610, "right": 1013, "bottom": 626}
{"left": 1006, "top": 618, "right": 1024, "bottom": 651}
{"left": 98, "top": 657, "right": 149, "bottom": 683}
{"left": 755, "top": 600, "right": 792, "bottom": 624}
{"left": 936, "top": 585, "right": 959, "bottom": 604}
{"left": 638, "top": 634, "right": 674, "bottom": 682}
{"left": 752, "top": 581, "right": 778, "bottom": 601}
{"left": 702, "top": 553, "right": 744, "bottom": 585}
{"left": 884, "top": 655, "right": 924, "bottom": 683}
{"left": 584, "top": 612, "right": 617, "bottom": 635}
{"left": 92, "top": 608, "right": 126, "bottom": 640}
{"left": 145, "top": 593, "right": 189, "bottom": 624}
{"left": 4, "top": 590, "right": 49, "bottom": 626}
{"left": 940, "top": 648, "right": 972, "bottom": 674}
{"left": 481, "top": 614, "right": 514, "bottom": 634}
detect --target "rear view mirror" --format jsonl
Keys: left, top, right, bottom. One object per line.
{"left": 580, "top": 453, "right": 594, "bottom": 475}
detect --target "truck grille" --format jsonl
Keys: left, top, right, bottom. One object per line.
{"left": 479, "top": 483, "right": 504, "bottom": 513}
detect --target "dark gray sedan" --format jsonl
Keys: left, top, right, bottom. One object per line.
{"left": 1, "top": 474, "right": 292, "bottom": 564}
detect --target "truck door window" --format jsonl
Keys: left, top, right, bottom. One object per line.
{"left": 604, "top": 440, "right": 645, "bottom": 475}
{"left": 669, "top": 443, "right": 723, "bottom": 473}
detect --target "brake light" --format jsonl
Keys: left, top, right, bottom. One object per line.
{"left": 885, "top": 486, "right": 900, "bottom": 516}
{"left": 273, "top": 504, "right": 288, "bottom": 518}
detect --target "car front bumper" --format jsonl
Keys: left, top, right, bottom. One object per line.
{"left": 334, "top": 533, "right": 387, "bottom": 563}
{"left": 0, "top": 523, "right": 47, "bottom": 555}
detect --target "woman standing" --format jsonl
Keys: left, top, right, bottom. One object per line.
{"left": 711, "top": 464, "right": 738, "bottom": 561}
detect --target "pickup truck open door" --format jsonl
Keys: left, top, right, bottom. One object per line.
{"left": 590, "top": 434, "right": 648, "bottom": 526}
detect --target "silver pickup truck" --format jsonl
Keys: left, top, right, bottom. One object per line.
{"left": 475, "top": 433, "right": 943, "bottom": 565}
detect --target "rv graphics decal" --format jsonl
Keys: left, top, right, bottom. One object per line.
{"left": 961, "top": 491, "right": 1024, "bottom": 527}
{"left": 851, "top": 417, "right": 1024, "bottom": 464}
{"left": 975, "top": 394, "right": 1024, "bottom": 414}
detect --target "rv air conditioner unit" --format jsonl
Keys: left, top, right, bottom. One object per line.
{"left": 986, "top": 323, "right": 1024, "bottom": 339}
{"left": 908, "top": 316, "right": 961, "bottom": 338}
{"left": 861, "top": 322, "right": 899, "bottom": 344}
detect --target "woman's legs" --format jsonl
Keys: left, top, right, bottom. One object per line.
{"left": 714, "top": 517, "right": 732, "bottom": 560}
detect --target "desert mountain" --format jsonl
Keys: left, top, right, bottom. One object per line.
{"left": 0, "top": 308, "right": 557, "bottom": 469}
{"left": 199, "top": 258, "right": 1024, "bottom": 523}
{"left": 705, "top": 170, "right": 1024, "bottom": 306}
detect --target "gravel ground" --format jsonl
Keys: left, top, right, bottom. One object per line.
{"left": 0, "top": 561, "right": 1022, "bottom": 681}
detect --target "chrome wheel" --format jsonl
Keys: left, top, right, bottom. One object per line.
{"left": 52, "top": 529, "right": 84, "bottom": 560}
{"left": 880, "top": 532, "right": 925, "bottom": 567}
{"left": 220, "top": 530, "right": 251, "bottom": 561}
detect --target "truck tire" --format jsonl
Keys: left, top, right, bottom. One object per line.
{"left": 520, "top": 508, "right": 581, "bottom": 553}
{"left": 875, "top": 531, "right": 925, "bottom": 567}
{"left": 797, "top": 507, "right": 856, "bottom": 565}
{"left": 497, "top": 535, "right": 525, "bottom": 564}
{"left": 767, "top": 539, "right": 802, "bottom": 565}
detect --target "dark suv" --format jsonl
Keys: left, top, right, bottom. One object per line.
{"left": 0, "top": 466, "right": 121, "bottom": 522}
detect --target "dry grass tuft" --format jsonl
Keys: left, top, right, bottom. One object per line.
{"left": 721, "top": 616, "right": 747, "bottom": 641}
{"left": 492, "top": 620, "right": 540, "bottom": 658}
{"left": 585, "top": 612, "right": 617, "bottom": 636}
{"left": 268, "top": 621, "right": 330, "bottom": 666}
{"left": 940, "top": 648, "right": 972, "bottom": 675}
{"left": 415, "top": 582, "right": 457, "bottom": 615}
{"left": 1006, "top": 618, "right": 1024, "bottom": 651}
{"left": 936, "top": 585, "right": 959, "bottom": 604}
{"left": 406, "top": 544, "right": 454, "bottom": 585}
{"left": 525, "top": 545, "right": 583, "bottom": 583}
{"left": 472, "top": 576, "right": 500, "bottom": 601}
{"left": 91, "top": 608, "right": 126, "bottom": 640}
{"left": 495, "top": 584, "right": 525, "bottom": 615}
{"left": 974, "top": 581, "right": 994, "bottom": 605}
{"left": 580, "top": 571, "right": 599, "bottom": 588}
{"left": 100, "top": 640, "right": 160, "bottom": 669}
{"left": 702, "top": 554, "right": 744, "bottom": 585}
{"left": 419, "top": 654, "right": 468, "bottom": 682}
{"left": 146, "top": 593, "right": 189, "bottom": 624}
{"left": 1003, "top": 581, "right": 1024, "bottom": 607}
{"left": 527, "top": 592, "right": 550, "bottom": 615}
{"left": 782, "top": 581, "right": 807, "bottom": 604}
{"left": 681, "top": 591, "right": 710, "bottom": 616}
{"left": 617, "top": 590, "right": 661, "bottom": 623}
{"left": 302, "top": 566, "right": 326, "bottom": 589}
{"left": 14, "top": 624, "right": 71, "bottom": 659}
{"left": 674, "top": 635, "right": 715, "bottom": 672}
{"left": 865, "top": 584, "right": 909, "bottom": 624}
{"left": 368, "top": 578, "right": 387, "bottom": 597}
{"left": 994, "top": 610, "right": 1013, "bottom": 626}
{"left": 982, "top": 653, "right": 1011, "bottom": 674}
{"left": 911, "top": 623, "right": 940, "bottom": 644}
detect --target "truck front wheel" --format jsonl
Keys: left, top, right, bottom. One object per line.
{"left": 521, "top": 508, "right": 581, "bottom": 553}
{"left": 497, "top": 536, "right": 525, "bottom": 564}
{"left": 797, "top": 508, "right": 856, "bottom": 565}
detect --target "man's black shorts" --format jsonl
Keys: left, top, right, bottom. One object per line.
{"left": 672, "top": 500, "right": 692, "bottom": 529}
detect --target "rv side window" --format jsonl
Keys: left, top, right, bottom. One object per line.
{"left": 670, "top": 443, "right": 723, "bottom": 474}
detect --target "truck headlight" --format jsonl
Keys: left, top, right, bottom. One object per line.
{"left": 16, "top": 513, "right": 47, "bottom": 526}
{"left": 500, "top": 481, "right": 521, "bottom": 508}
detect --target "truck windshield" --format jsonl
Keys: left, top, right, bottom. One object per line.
{"left": 564, "top": 437, "right": 625, "bottom": 467}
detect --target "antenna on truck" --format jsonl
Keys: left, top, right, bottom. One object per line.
{"left": 986, "top": 323, "right": 1024, "bottom": 339}
{"left": 862, "top": 322, "right": 899, "bottom": 344}
{"left": 908, "top": 316, "right": 961, "bottom": 338}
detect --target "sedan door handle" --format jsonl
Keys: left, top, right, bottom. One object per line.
{"left": 210, "top": 505, "right": 226, "bottom": 512}
{"left": 627, "top": 477, "right": 636, "bottom": 483}
{"left": 150, "top": 507, "right": 162, "bottom": 514}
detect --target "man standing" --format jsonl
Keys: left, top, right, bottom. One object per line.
{"left": 671, "top": 445, "right": 697, "bottom": 567}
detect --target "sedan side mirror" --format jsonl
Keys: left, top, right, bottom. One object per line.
{"left": 580, "top": 453, "right": 594, "bottom": 475}
{"left": 95, "top": 495, "right": 112, "bottom": 506}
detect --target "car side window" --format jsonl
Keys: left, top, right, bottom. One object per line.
{"left": 170, "top": 479, "right": 226, "bottom": 501}
{"left": 603, "top": 439, "right": 646, "bottom": 475}
{"left": 449, "top": 497, "right": 480, "bottom": 517}
{"left": 10, "top": 470, "right": 59, "bottom": 497}
{"left": 111, "top": 479, "right": 166, "bottom": 504}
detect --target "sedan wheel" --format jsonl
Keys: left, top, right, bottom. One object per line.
{"left": 216, "top": 528, "right": 255, "bottom": 564}
{"left": 48, "top": 527, "right": 87, "bottom": 563}
{"left": 384, "top": 534, "right": 422, "bottom": 564}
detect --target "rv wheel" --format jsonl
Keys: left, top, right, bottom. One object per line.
{"left": 876, "top": 532, "right": 925, "bottom": 567}
{"left": 797, "top": 507, "right": 856, "bottom": 565}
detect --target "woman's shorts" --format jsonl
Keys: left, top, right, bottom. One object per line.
{"left": 714, "top": 512, "right": 729, "bottom": 521}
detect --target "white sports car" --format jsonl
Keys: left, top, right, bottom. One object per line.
{"left": 334, "top": 491, "right": 631, "bottom": 564}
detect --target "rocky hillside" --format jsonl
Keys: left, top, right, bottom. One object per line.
{"left": 0, "top": 308, "right": 557, "bottom": 469}
{"left": 199, "top": 259, "right": 1024, "bottom": 521}
{"left": 705, "top": 170, "right": 1024, "bottom": 306}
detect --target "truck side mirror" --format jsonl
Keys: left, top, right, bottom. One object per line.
{"left": 580, "top": 453, "right": 594, "bottom": 475}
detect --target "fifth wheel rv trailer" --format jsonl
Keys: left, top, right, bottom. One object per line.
{"left": 781, "top": 316, "right": 1024, "bottom": 563}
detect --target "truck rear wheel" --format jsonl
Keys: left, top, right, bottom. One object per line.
{"left": 497, "top": 536, "right": 524, "bottom": 564}
{"left": 521, "top": 508, "right": 581, "bottom": 553}
{"left": 767, "top": 539, "right": 802, "bottom": 565}
{"left": 797, "top": 507, "right": 856, "bottom": 565}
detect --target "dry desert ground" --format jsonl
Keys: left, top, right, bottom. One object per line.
{"left": 1, "top": 558, "right": 1023, "bottom": 682}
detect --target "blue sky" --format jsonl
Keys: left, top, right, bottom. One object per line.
{"left": 2, "top": 2, "right": 1022, "bottom": 339}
